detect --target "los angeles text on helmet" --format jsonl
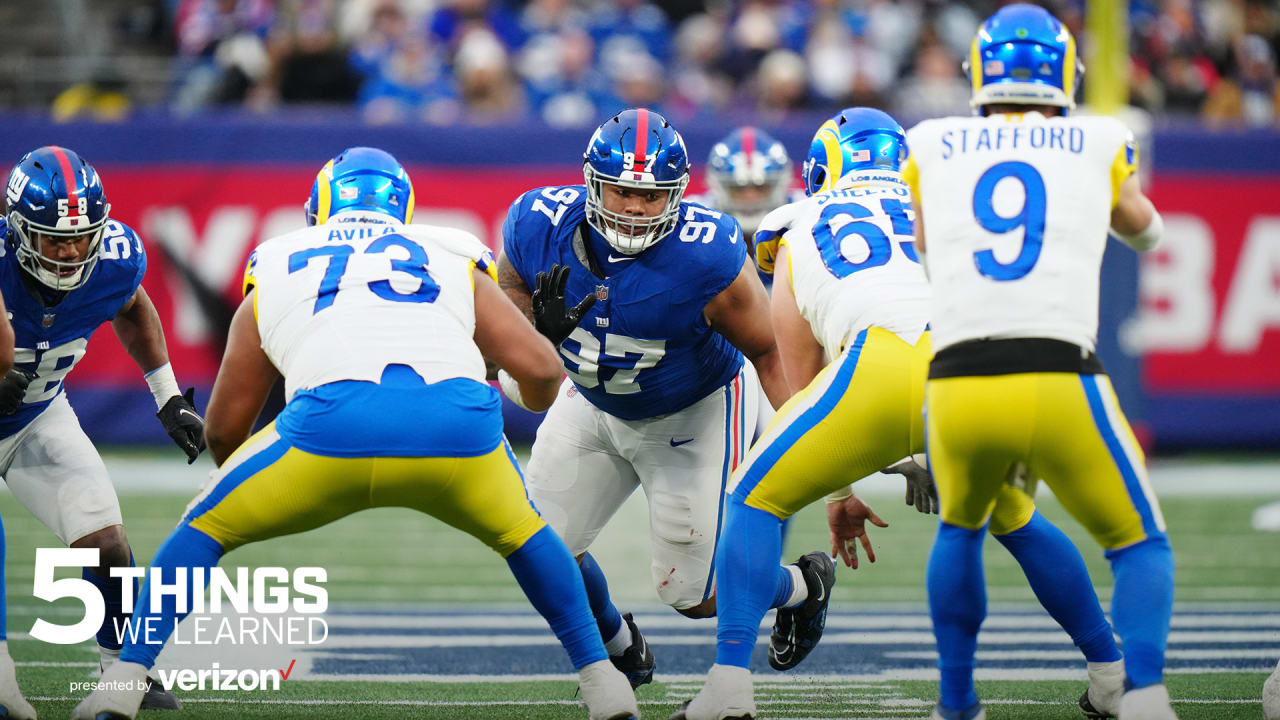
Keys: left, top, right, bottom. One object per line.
{"left": 30, "top": 554, "right": 328, "bottom": 647}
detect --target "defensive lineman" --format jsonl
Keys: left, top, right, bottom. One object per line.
{"left": 908, "top": 5, "right": 1175, "bottom": 719}
{"left": 497, "top": 108, "right": 791, "bottom": 686}
{"left": 0, "top": 146, "right": 204, "bottom": 716}
{"left": 73, "top": 147, "right": 638, "bottom": 720}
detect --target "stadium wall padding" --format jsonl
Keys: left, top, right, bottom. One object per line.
{"left": 2, "top": 114, "right": 1276, "bottom": 450}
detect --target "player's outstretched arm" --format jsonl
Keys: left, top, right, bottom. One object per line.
{"left": 205, "top": 291, "right": 280, "bottom": 466}
{"left": 705, "top": 256, "right": 791, "bottom": 410}
{"left": 113, "top": 286, "right": 206, "bottom": 462}
{"left": 474, "top": 268, "right": 562, "bottom": 413}
{"left": 769, "top": 243, "right": 824, "bottom": 397}
{"left": 1110, "top": 174, "right": 1162, "bottom": 252}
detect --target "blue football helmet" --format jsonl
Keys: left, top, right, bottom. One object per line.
{"left": 583, "top": 108, "right": 690, "bottom": 254}
{"left": 304, "top": 147, "right": 414, "bottom": 226}
{"left": 802, "top": 107, "right": 907, "bottom": 196}
{"left": 706, "top": 126, "right": 793, "bottom": 236}
{"left": 965, "top": 3, "right": 1083, "bottom": 114}
{"left": 5, "top": 146, "right": 111, "bottom": 291}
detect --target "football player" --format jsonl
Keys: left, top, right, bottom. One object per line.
{"left": 496, "top": 108, "right": 792, "bottom": 687}
{"left": 700, "top": 126, "right": 803, "bottom": 290}
{"left": 907, "top": 5, "right": 1174, "bottom": 719}
{"left": 673, "top": 108, "right": 1127, "bottom": 720}
{"left": 0, "top": 146, "right": 205, "bottom": 716}
{"left": 73, "top": 148, "right": 639, "bottom": 720}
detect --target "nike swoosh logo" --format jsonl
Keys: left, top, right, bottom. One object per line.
{"left": 669, "top": 437, "right": 694, "bottom": 447}
{"left": 608, "top": 254, "right": 636, "bottom": 263}
{"left": 178, "top": 408, "right": 202, "bottom": 423}
{"left": 814, "top": 582, "right": 825, "bottom": 603}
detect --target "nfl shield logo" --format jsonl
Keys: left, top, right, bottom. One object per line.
{"left": 595, "top": 285, "right": 609, "bottom": 301}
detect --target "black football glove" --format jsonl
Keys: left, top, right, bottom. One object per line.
{"left": 531, "top": 264, "right": 596, "bottom": 347}
{"left": 881, "top": 455, "right": 938, "bottom": 515}
{"left": 157, "top": 387, "right": 206, "bottom": 464}
{"left": 0, "top": 368, "right": 36, "bottom": 416}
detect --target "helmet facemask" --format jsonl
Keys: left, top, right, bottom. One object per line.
{"left": 584, "top": 165, "right": 688, "bottom": 255}
{"left": 707, "top": 166, "right": 790, "bottom": 236}
{"left": 9, "top": 206, "right": 109, "bottom": 291}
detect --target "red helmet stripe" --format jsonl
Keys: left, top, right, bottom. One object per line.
{"left": 48, "top": 146, "right": 80, "bottom": 218}
{"left": 632, "top": 109, "right": 650, "bottom": 169}
{"left": 741, "top": 127, "right": 756, "bottom": 173}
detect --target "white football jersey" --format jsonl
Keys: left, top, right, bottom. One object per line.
{"left": 245, "top": 217, "right": 494, "bottom": 400}
{"left": 904, "top": 111, "right": 1138, "bottom": 352}
{"left": 770, "top": 178, "right": 930, "bottom": 358}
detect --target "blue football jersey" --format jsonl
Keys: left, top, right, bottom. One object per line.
{"left": 502, "top": 185, "right": 746, "bottom": 421}
{"left": 0, "top": 218, "right": 147, "bottom": 438}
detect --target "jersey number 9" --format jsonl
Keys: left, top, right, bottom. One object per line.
{"left": 971, "top": 161, "right": 1046, "bottom": 281}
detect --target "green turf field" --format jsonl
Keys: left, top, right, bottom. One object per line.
{"left": 2, "top": 455, "right": 1276, "bottom": 719}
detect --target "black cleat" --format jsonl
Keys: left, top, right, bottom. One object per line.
{"left": 610, "top": 613, "right": 655, "bottom": 689}
{"left": 667, "top": 699, "right": 755, "bottom": 720}
{"left": 1078, "top": 689, "right": 1114, "bottom": 719}
{"left": 768, "top": 551, "right": 836, "bottom": 671}
{"left": 140, "top": 675, "right": 182, "bottom": 710}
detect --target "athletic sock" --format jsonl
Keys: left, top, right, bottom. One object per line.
{"left": 506, "top": 525, "right": 608, "bottom": 669}
{"left": 119, "top": 523, "right": 223, "bottom": 669}
{"left": 994, "top": 511, "right": 1122, "bottom": 662}
{"left": 927, "top": 521, "right": 986, "bottom": 711}
{"left": 86, "top": 552, "right": 137, "bottom": 655}
{"left": 715, "top": 498, "right": 785, "bottom": 668}
{"left": 1108, "top": 535, "right": 1174, "bottom": 688}
{"left": 578, "top": 552, "right": 629, "bottom": 654}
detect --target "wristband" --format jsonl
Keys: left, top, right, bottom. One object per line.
{"left": 497, "top": 369, "right": 533, "bottom": 412}
{"left": 144, "top": 363, "right": 181, "bottom": 410}
{"left": 825, "top": 484, "right": 854, "bottom": 504}
{"left": 1111, "top": 209, "right": 1163, "bottom": 251}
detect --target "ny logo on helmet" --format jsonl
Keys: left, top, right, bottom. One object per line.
{"left": 6, "top": 168, "right": 29, "bottom": 206}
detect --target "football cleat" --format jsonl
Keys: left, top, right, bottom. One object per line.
{"left": 931, "top": 702, "right": 986, "bottom": 720}
{"left": 1116, "top": 684, "right": 1178, "bottom": 720}
{"left": 577, "top": 659, "right": 640, "bottom": 720}
{"left": 668, "top": 700, "right": 753, "bottom": 720}
{"left": 101, "top": 656, "right": 181, "bottom": 711}
{"left": 667, "top": 664, "right": 755, "bottom": 720}
{"left": 1078, "top": 659, "right": 1123, "bottom": 718}
{"left": 139, "top": 674, "right": 182, "bottom": 710}
{"left": 0, "top": 650, "right": 36, "bottom": 720}
{"left": 610, "top": 613, "right": 655, "bottom": 689}
{"left": 768, "top": 551, "right": 836, "bottom": 671}
{"left": 1263, "top": 659, "right": 1280, "bottom": 720}
{"left": 73, "top": 660, "right": 147, "bottom": 720}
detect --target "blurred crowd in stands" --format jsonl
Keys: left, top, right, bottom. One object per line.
{"left": 57, "top": 0, "right": 1280, "bottom": 127}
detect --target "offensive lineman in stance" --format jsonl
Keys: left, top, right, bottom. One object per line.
{"left": 73, "top": 147, "right": 638, "bottom": 720}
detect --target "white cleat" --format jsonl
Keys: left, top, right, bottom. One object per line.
{"left": 0, "top": 650, "right": 36, "bottom": 720}
{"left": 668, "top": 664, "right": 756, "bottom": 720}
{"left": 71, "top": 660, "right": 147, "bottom": 720}
{"left": 1263, "top": 658, "right": 1280, "bottom": 720}
{"left": 1117, "top": 684, "right": 1178, "bottom": 720}
{"left": 578, "top": 659, "right": 640, "bottom": 720}
{"left": 1079, "top": 658, "right": 1125, "bottom": 718}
